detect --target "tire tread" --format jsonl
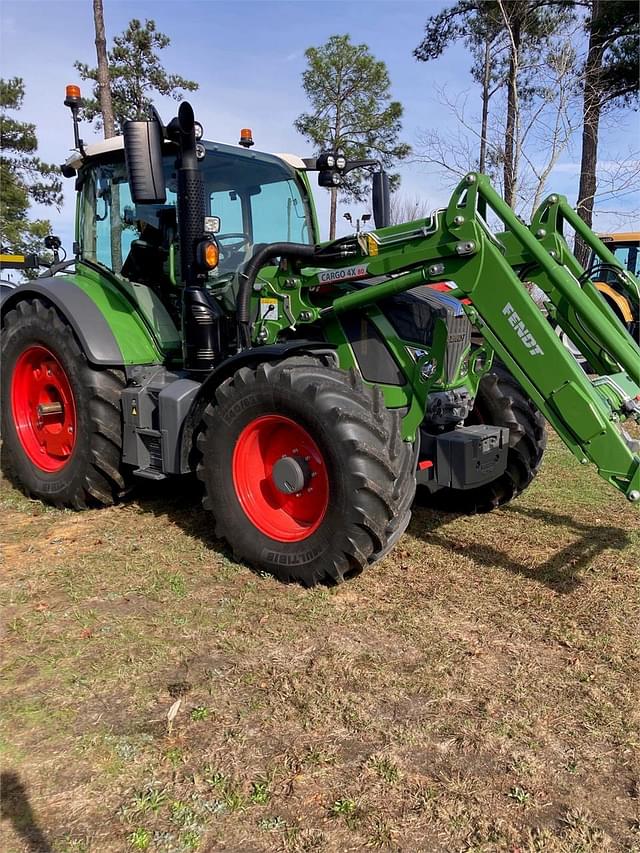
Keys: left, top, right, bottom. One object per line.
{"left": 196, "top": 357, "right": 415, "bottom": 585}
{"left": 1, "top": 298, "right": 130, "bottom": 509}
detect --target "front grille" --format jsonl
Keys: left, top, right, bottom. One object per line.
{"left": 444, "top": 314, "right": 471, "bottom": 382}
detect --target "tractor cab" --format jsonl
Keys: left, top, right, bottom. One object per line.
{"left": 588, "top": 232, "right": 639, "bottom": 340}
{"left": 71, "top": 138, "right": 317, "bottom": 317}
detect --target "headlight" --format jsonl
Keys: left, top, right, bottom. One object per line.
{"left": 335, "top": 153, "right": 346, "bottom": 170}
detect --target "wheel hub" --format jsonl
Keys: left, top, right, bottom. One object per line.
{"left": 11, "top": 345, "right": 77, "bottom": 472}
{"left": 232, "top": 415, "right": 329, "bottom": 542}
{"left": 271, "top": 455, "right": 311, "bottom": 495}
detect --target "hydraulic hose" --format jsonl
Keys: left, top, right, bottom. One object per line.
{"left": 236, "top": 242, "right": 321, "bottom": 347}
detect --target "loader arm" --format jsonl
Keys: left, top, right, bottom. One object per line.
{"left": 529, "top": 195, "right": 640, "bottom": 375}
{"left": 252, "top": 172, "right": 640, "bottom": 503}
{"left": 443, "top": 175, "right": 640, "bottom": 502}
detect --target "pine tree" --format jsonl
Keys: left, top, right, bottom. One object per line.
{"left": 74, "top": 18, "right": 198, "bottom": 130}
{"left": 0, "top": 78, "right": 63, "bottom": 257}
{"left": 295, "top": 35, "right": 410, "bottom": 239}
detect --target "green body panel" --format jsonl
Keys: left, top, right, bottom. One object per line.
{"left": 69, "top": 262, "right": 174, "bottom": 364}
{"left": 253, "top": 257, "right": 485, "bottom": 440}
{"left": 322, "top": 309, "right": 484, "bottom": 439}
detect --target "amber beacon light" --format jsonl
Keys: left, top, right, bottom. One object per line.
{"left": 197, "top": 237, "right": 220, "bottom": 271}
{"left": 64, "top": 84, "right": 82, "bottom": 106}
{"left": 239, "top": 128, "right": 254, "bottom": 148}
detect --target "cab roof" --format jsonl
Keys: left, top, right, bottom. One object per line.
{"left": 64, "top": 136, "right": 307, "bottom": 171}
{"left": 598, "top": 231, "right": 640, "bottom": 243}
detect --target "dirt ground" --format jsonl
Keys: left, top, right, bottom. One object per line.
{"left": 1, "top": 433, "right": 639, "bottom": 853}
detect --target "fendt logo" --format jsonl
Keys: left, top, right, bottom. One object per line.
{"left": 502, "top": 303, "right": 544, "bottom": 356}
{"left": 317, "top": 264, "right": 369, "bottom": 284}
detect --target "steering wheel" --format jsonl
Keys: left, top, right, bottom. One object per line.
{"left": 216, "top": 232, "right": 252, "bottom": 260}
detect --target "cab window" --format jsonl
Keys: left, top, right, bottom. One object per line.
{"left": 81, "top": 159, "right": 177, "bottom": 278}
{"left": 202, "top": 148, "right": 314, "bottom": 274}
{"left": 597, "top": 242, "right": 640, "bottom": 285}
{"left": 210, "top": 190, "right": 244, "bottom": 235}
{"left": 613, "top": 244, "right": 639, "bottom": 277}
{"left": 251, "top": 180, "right": 309, "bottom": 244}
{"left": 80, "top": 147, "right": 314, "bottom": 280}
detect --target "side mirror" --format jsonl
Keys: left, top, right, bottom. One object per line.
{"left": 372, "top": 170, "right": 390, "bottom": 229}
{"left": 123, "top": 116, "right": 166, "bottom": 205}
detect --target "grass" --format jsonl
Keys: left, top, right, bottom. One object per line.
{"left": 0, "top": 432, "right": 638, "bottom": 852}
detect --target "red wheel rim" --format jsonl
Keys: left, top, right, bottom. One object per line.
{"left": 11, "top": 345, "right": 77, "bottom": 472}
{"left": 232, "top": 415, "right": 330, "bottom": 542}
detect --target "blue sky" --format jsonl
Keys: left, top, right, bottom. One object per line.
{"left": 1, "top": 0, "right": 638, "bottom": 252}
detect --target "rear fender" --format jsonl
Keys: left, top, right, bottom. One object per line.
{"left": 1, "top": 274, "right": 165, "bottom": 367}
{"left": 594, "top": 282, "right": 635, "bottom": 325}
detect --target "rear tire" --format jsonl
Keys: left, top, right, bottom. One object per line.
{"left": 196, "top": 357, "right": 416, "bottom": 585}
{"left": 1, "top": 298, "right": 130, "bottom": 508}
{"left": 419, "top": 362, "right": 546, "bottom": 513}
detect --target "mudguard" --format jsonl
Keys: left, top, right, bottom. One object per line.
{"left": 1, "top": 271, "right": 166, "bottom": 367}
{"left": 0, "top": 280, "right": 18, "bottom": 304}
{"left": 194, "top": 341, "right": 338, "bottom": 405}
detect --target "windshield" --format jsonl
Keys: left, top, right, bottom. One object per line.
{"left": 172, "top": 146, "right": 314, "bottom": 274}
{"left": 81, "top": 145, "right": 314, "bottom": 280}
{"left": 592, "top": 241, "right": 640, "bottom": 284}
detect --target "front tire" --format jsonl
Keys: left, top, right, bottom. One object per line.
{"left": 1, "top": 298, "right": 130, "bottom": 508}
{"left": 419, "top": 362, "right": 547, "bottom": 513}
{"left": 196, "top": 357, "right": 416, "bottom": 585}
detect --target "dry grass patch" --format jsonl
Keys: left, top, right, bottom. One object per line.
{"left": 1, "top": 433, "right": 638, "bottom": 852}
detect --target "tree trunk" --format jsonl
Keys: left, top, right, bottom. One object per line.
{"left": 329, "top": 187, "right": 338, "bottom": 240}
{"left": 328, "top": 68, "right": 344, "bottom": 242}
{"left": 92, "top": 0, "right": 121, "bottom": 272}
{"left": 503, "top": 17, "right": 521, "bottom": 208}
{"left": 575, "top": 0, "right": 604, "bottom": 267}
{"left": 479, "top": 36, "right": 491, "bottom": 174}
{"left": 93, "top": 0, "right": 115, "bottom": 138}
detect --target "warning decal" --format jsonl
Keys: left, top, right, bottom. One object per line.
{"left": 260, "top": 298, "right": 279, "bottom": 320}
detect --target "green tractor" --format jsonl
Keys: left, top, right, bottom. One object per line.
{"left": 2, "top": 90, "right": 639, "bottom": 585}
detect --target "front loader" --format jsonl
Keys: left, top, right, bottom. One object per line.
{"left": 1, "top": 92, "right": 638, "bottom": 586}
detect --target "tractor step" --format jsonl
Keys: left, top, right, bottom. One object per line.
{"left": 133, "top": 467, "right": 166, "bottom": 481}
{"left": 121, "top": 369, "right": 200, "bottom": 479}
